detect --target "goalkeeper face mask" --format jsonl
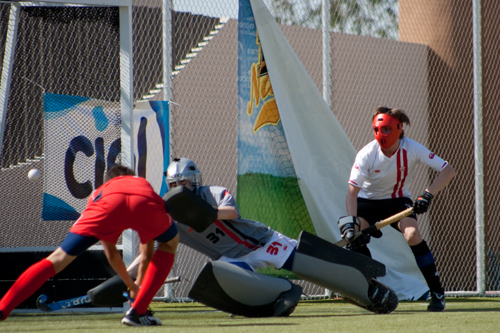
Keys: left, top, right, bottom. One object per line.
{"left": 372, "top": 113, "right": 402, "bottom": 149}
{"left": 165, "top": 157, "right": 202, "bottom": 191}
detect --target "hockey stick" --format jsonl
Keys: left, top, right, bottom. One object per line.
{"left": 36, "top": 294, "right": 91, "bottom": 312}
{"left": 334, "top": 207, "right": 414, "bottom": 248}
{"left": 36, "top": 276, "right": 181, "bottom": 312}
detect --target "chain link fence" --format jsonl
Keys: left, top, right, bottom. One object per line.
{"left": 0, "top": 0, "right": 497, "bottom": 301}
{"left": 167, "top": 0, "right": 497, "bottom": 296}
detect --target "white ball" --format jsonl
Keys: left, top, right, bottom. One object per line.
{"left": 28, "top": 168, "right": 41, "bottom": 181}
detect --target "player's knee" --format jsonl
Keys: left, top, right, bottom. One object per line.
{"left": 189, "top": 261, "right": 302, "bottom": 317}
{"left": 403, "top": 227, "right": 422, "bottom": 245}
{"left": 47, "top": 248, "right": 76, "bottom": 273}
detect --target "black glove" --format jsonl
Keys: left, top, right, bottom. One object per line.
{"left": 413, "top": 191, "right": 434, "bottom": 214}
{"left": 347, "top": 232, "right": 371, "bottom": 251}
{"left": 337, "top": 216, "right": 360, "bottom": 241}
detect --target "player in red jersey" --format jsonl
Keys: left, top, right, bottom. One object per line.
{"left": 0, "top": 165, "right": 179, "bottom": 327}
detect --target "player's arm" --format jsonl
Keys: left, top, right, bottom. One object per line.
{"left": 425, "top": 164, "right": 456, "bottom": 195}
{"left": 414, "top": 164, "right": 456, "bottom": 214}
{"left": 217, "top": 206, "right": 238, "bottom": 220}
{"left": 213, "top": 187, "right": 240, "bottom": 220}
{"left": 135, "top": 241, "right": 154, "bottom": 287}
{"left": 346, "top": 184, "right": 361, "bottom": 216}
{"left": 101, "top": 240, "right": 138, "bottom": 298}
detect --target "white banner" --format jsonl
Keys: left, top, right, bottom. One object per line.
{"left": 42, "top": 94, "right": 169, "bottom": 220}
{"left": 133, "top": 100, "right": 170, "bottom": 196}
{"left": 249, "top": 0, "right": 428, "bottom": 300}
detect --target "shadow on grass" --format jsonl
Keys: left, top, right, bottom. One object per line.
{"left": 215, "top": 323, "right": 299, "bottom": 327}
{"left": 443, "top": 298, "right": 500, "bottom": 303}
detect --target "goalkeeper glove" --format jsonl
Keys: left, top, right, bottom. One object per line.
{"left": 337, "top": 216, "right": 360, "bottom": 241}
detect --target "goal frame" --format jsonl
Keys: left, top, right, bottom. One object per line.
{"left": 0, "top": 0, "right": 137, "bottom": 267}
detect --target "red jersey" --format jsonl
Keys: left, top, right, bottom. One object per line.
{"left": 70, "top": 176, "right": 172, "bottom": 244}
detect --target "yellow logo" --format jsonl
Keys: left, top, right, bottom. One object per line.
{"left": 247, "top": 32, "right": 280, "bottom": 133}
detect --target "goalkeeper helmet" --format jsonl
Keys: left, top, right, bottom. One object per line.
{"left": 165, "top": 158, "right": 202, "bottom": 191}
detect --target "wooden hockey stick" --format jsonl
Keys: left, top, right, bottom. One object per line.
{"left": 334, "top": 207, "right": 414, "bottom": 248}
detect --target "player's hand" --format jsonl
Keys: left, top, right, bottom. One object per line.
{"left": 337, "top": 216, "right": 360, "bottom": 241}
{"left": 413, "top": 191, "right": 434, "bottom": 214}
{"left": 128, "top": 284, "right": 140, "bottom": 303}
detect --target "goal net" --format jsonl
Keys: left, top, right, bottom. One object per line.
{"left": 0, "top": 0, "right": 173, "bottom": 308}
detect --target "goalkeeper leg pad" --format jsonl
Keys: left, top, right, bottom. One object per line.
{"left": 291, "top": 231, "right": 397, "bottom": 312}
{"left": 188, "top": 261, "right": 302, "bottom": 317}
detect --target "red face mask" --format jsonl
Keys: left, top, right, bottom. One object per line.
{"left": 372, "top": 113, "right": 402, "bottom": 149}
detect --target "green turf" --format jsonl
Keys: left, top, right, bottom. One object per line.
{"left": 2, "top": 298, "right": 500, "bottom": 332}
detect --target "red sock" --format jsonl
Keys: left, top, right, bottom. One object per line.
{"left": 0, "top": 259, "right": 56, "bottom": 319}
{"left": 133, "top": 251, "right": 175, "bottom": 314}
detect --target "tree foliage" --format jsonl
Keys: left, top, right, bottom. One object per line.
{"left": 269, "top": 0, "right": 399, "bottom": 39}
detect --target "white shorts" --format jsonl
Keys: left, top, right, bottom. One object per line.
{"left": 219, "top": 231, "right": 297, "bottom": 271}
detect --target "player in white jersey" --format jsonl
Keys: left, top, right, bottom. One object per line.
{"left": 339, "top": 107, "right": 456, "bottom": 312}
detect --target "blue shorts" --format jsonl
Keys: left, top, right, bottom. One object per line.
{"left": 60, "top": 233, "right": 99, "bottom": 256}
{"left": 155, "top": 222, "right": 178, "bottom": 243}
{"left": 61, "top": 223, "right": 178, "bottom": 256}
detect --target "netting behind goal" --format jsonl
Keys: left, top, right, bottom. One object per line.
{"left": 0, "top": 4, "right": 122, "bottom": 246}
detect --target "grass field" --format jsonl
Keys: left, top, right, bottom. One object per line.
{"left": 2, "top": 298, "right": 500, "bottom": 332}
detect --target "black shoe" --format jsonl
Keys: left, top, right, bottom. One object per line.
{"left": 427, "top": 292, "right": 445, "bottom": 312}
{"left": 273, "top": 283, "right": 303, "bottom": 317}
{"left": 121, "top": 307, "right": 162, "bottom": 326}
{"left": 145, "top": 309, "right": 157, "bottom": 318}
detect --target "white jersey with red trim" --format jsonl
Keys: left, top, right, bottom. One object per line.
{"left": 175, "top": 185, "right": 275, "bottom": 260}
{"left": 349, "top": 138, "right": 448, "bottom": 200}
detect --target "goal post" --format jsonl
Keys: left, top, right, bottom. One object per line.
{"left": 1, "top": 1, "right": 136, "bottom": 259}
{"left": 0, "top": 2, "right": 20, "bottom": 163}
{"left": 117, "top": 2, "right": 136, "bottom": 268}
